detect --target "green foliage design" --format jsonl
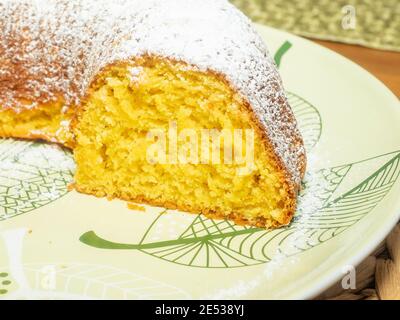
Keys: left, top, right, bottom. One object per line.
{"left": 1, "top": 41, "right": 398, "bottom": 270}
{"left": 287, "top": 91, "right": 321, "bottom": 152}
{"left": 0, "top": 139, "right": 74, "bottom": 221}
{"left": 0, "top": 264, "right": 189, "bottom": 299}
{"left": 80, "top": 151, "right": 400, "bottom": 268}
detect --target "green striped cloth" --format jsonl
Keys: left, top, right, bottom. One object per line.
{"left": 231, "top": 0, "right": 400, "bottom": 52}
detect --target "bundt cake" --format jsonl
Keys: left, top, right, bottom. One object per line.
{"left": 0, "top": 0, "right": 306, "bottom": 228}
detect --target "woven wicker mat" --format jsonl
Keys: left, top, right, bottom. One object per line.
{"left": 315, "top": 224, "right": 400, "bottom": 300}
{"left": 231, "top": 0, "right": 400, "bottom": 52}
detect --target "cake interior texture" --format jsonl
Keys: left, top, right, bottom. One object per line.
{"left": 73, "top": 57, "right": 294, "bottom": 228}
{"left": 0, "top": 100, "right": 73, "bottom": 145}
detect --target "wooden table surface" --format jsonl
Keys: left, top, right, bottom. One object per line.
{"left": 312, "top": 40, "right": 400, "bottom": 98}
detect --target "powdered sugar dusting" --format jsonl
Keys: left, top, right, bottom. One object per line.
{"left": 0, "top": 0, "right": 305, "bottom": 188}
{"left": 127, "top": 66, "right": 143, "bottom": 84}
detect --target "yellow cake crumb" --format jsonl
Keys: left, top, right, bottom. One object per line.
{"left": 0, "top": 99, "right": 74, "bottom": 147}
{"left": 127, "top": 203, "right": 146, "bottom": 212}
{"left": 73, "top": 56, "right": 294, "bottom": 228}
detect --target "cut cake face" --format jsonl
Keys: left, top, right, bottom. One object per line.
{"left": 73, "top": 57, "right": 303, "bottom": 228}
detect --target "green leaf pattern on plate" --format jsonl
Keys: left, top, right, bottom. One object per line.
{"left": 0, "top": 263, "right": 189, "bottom": 299}
{"left": 80, "top": 151, "right": 400, "bottom": 268}
{"left": 287, "top": 91, "right": 322, "bottom": 152}
{"left": 0, "top": 40, "right": 399, "bottom": 271}
{"left": 0, "top": 140, "right": 74, "bottom": 221}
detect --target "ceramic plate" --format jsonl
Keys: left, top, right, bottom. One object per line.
{"left": 0, "top": 25, "right": 399, "bottom": 300}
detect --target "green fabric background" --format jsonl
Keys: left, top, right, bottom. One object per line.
{"left": 230, "top": 0, "right": 400, "bottom": 52}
